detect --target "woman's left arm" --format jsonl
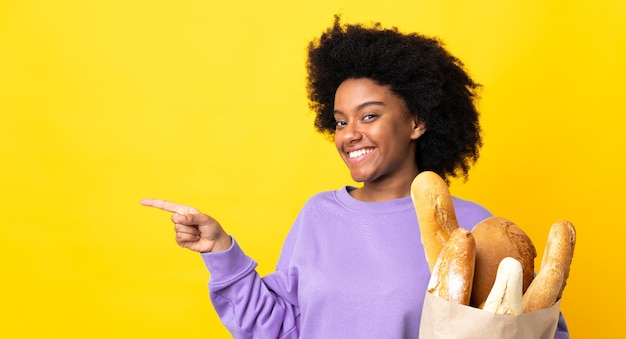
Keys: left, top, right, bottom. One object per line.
{"left": 554, "top": 312, "right": 570, "bottom": 339}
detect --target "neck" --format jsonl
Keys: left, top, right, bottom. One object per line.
{"left": 350, "top": 172, "right": 418, "bottom": 202}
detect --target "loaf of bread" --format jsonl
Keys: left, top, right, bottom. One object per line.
{"left": 411, "top": 172, "right": 575, "bottom": 314}
{"left": 482, "top": 257, "right": 524, "bottom": 315}
{"left": 470, "top": 217, "right": 537, "bottom": 308}
{"left": 410, "top": 171, "right": 459, "bottom": 272}
{"left": 427, "top": 227, "right": 476, "bottom": 305}
{"left": 522, "top": 220, "right": 576, "bottom": 313}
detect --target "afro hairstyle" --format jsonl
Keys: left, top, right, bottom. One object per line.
{"left": 306, "top": 15, "right": 483, "bottom": 182}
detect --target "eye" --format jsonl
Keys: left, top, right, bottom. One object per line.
{"left": 363, "top": 114, "right": 378, "bottom": 121}
{"left": 335, "top": 120, "right": 347, "bottom": 128}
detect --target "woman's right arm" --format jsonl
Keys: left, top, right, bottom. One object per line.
{"left": 203, "top": 238, "right": 300, "bottom": 338}
{"left": 141, "top": 198, "right": 300, "bottom": 339}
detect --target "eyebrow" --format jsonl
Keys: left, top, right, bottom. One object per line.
{"left": 333, "top": 101, "right": 386, "bottom": 114}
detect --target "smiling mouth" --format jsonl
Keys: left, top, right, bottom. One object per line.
{"left": 348, "top": 148, "right": 373, "bottom": 159}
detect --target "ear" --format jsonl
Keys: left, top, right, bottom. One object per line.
{"left": 410, "top": 118, "right": 426, "bottom": 140}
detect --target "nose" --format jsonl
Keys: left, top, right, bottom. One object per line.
{"left": 336, "top": 122, "right": 363, "bottom": 144}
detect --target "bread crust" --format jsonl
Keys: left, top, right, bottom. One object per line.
{"left": 470, "top": 217, "right": 537, "bottom": 308}
{"left": 522, "top": 220, "right": 576, "bottom": 313}
{"left": 427, "top": 227, "right": 476, "bottom": 305}
{"left": 411, "top": 171, "right": 459, "bottom": 272}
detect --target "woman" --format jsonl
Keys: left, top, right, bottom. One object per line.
{"left": 142, "top": 16, "right": 569, "bottom": 338}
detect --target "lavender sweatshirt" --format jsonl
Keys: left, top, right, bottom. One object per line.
{"left": 201, "top": 187, "right": 569, "bottom": 338}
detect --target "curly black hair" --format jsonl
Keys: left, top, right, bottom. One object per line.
{"left": 306, "top": 15, "right": 483, "bottom": 182}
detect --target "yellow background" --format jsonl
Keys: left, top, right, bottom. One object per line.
{"left": 1, "top": 0, "right": 624, "bottom": 337}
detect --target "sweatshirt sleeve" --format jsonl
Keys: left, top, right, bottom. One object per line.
{"left": 554, "top": 312, "right": 569, "bottom": 338}
{"left": 201, "top": 237, "right": 300, "bottom": 339}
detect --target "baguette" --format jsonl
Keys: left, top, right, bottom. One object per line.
{"left": 482, "top": 257, "right": 523, "bottom": 315}
{"left": 427, "top": 227, "right": 476, "bottom": 305}
{"left": 522, "top": 220, "right": 576, "bottom": 313}
{"left": 470, "top": 217, "right": 537, "bottom": 308}
{"left": 410, "top": 171, "right": 459, "bottom": 272}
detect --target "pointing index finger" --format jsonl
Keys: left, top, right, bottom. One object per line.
{"left": 140, "top": 198, "right": 199, "bottom": 214}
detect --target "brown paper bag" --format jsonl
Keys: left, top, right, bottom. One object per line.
{"left": 419, "top": 292, "right": 562, "bottom": 339}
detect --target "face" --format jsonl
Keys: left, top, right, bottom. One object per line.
{"left": 333, "top": 78, "right": 426, "bottom": 185}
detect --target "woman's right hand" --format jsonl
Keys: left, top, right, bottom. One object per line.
{"left": 140, "top": 198, "right": 232, "bottom": 253}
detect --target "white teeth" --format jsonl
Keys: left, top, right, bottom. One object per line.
{"left": 349, "top": 148, "right": 372, "bottom": 159}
